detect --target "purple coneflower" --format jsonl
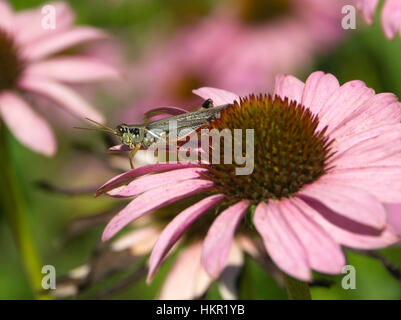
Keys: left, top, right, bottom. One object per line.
{"left": 0, "top": 1, "right": 118, "bottom": 155}
{"left": 97, "top": 71, "right": 401, "bottom": 282}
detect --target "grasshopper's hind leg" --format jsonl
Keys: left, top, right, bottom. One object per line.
{"left": 129, "top": 144, "right": 141, "bottom": 169}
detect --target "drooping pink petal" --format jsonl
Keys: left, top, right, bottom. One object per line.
{"left": 325, "top": 167, "right": 401, "bottom": 203}
{"left": 108, "top": 167, "right": 209, "bottom": 198}
{"left": 385, "top": 203, "right": 401, "bottom": 235}
{"left": 25, "top": 57, "right": 119, "bottom": 82}
{"left": 20, "top": 76, "right": 104, "bottom": 123}
{"left": 253, "top": 201, "right": 311, "bottom": 281}
{"left": 357, "top": 0, "right": 379, "bottom": 24}
{"left": 0, "top": 0, "right": 13, "bottom": 31}
{"left": 218, "top": 241, "right": 244, "bottom": 300}
{"left": 95, "top": 163, "right": 201, "bottom": 197}
{"left": 15, "top": 1, "right": 75, "bottom": 45}
{"left": 292, "top": 197, "right": 399, "bottom": 249}
{"left": 318, "top": 80, "right": 375, "bottom": 132}
{"left": 158, "top": 242, "right": 212, "bottom": 300}
{"left": 201, "top": 200, "right": 249, "bottom": 279}
{"left": 0, "top": 91, "right": 56, "bottom": 156}
{"left": 381, "top": 0, "right": 401, "bottom": 39}
{"left": 273, "top": 74, "right": 304, "bottom": 104}
{"left": 279, "top": 199, "right": 345, "bottom": 274}
{"left": 330, "top": 93, "right": 401, "bottom": 139}
{"left": 192, "top": 87, "right": 240, "bottom": 105}
{"left": 301, "top": 71, "right": 339, "bottom": 116}
{"left": 102, "top": 179, "right": 213, "bottom": 241}
{"left": 23, "top": 27, "right": 107, "bottom": 61}
{"left": 300, "top": 179, "right": 386, "bottom": 229}
{"left": 147, "top": 194, "right": 224, "bottom": 281}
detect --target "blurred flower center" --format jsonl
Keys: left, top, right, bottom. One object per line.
{"left": 0, "top": 29, "right": 25, "bottom": 91}
{"left": 202, "top": 95, "right": 334, "bottom": 203}
{"left": 235, "top": 0, "right": 292, "bottom": 24}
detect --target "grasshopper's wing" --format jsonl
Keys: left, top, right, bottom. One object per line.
{"left": 146, "top": 103, "right": 230, "bottom": 132}
{"left": 147, "top": 123, "right": 207, "bottom": 146}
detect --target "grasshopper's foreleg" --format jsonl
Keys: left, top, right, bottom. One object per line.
{"left": 129, "top": 144, "right": 141, "bottom": 169}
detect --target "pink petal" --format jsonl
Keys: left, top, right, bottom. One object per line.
{"left": 20, "top": 76, "right": 104, "bottom": 123}
{"left": 158, "top": 242, "right": 212, "bottom": 300}
{"left": 326, "top": 167, "right": 401, "bottom": 203}
{"left": 280, "top": 199, "right": 345, "bottom": 274}
{"left": 108, "top": 167, "right": 209, "bottom": 198}
{"left": 293, "top": 197, "right": 399, "bottom": 249}
{"left": 381, "top": 0, "right": 401, "bottom": 39}
{"left": 15, "top": 2, "right": 75, "bottom": 45}
{"left": 0, "top": 92, "right": 56, "bottom": 156}
{"left": 357, "top": 0, "right": 379, "bottom": 24}
{"left": 318, "top": 80, "right": 375, "bottom": 133}
{"left": 25, "top": 57, "right": 119, "bottom": 82}
{"left": 385, "top": 203, "right": 401, "bottom": 235}
{"left": 192, "top": 87, "right": 240, "bottom": 105}
{"left": 253, "top": 201, "right": 311, "bottom": 281}
{"left": 331, "top": 93, "right": 401, "bottom": 139}
{"left": 147, "top": 194, "right": 224, "bottom": 281}
{"left": 201, "top": 200, "right": 249, "bottom": 278}
{"left": 108, "top": 144, "right": 131, "bottom": 152}
{"left": 333, "top": 124, "right": 400, "bottom": 156}
{"left": 273, "top": 74, "right": 304, "bottom": 104}
{"left": 301, "top": 71, "right": 339, "bottom": 116}
{"left": 332, "top": 125, "right": 401, "bottom": 168}
{"left": 95, "top": 163, "right": 201, "bottom": 197}
{"left": 300, "top": 179, "right": 386, "bottom": 229}
{"left": 102, "top": 179, "right": 213, "bottom": 241}
{"left": 23, "top": 27, "right": 107, "bottom": 61}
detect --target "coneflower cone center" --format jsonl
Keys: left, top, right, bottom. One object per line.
{"left": 237, "top": 0, "right": 292, "bottom": 24}
{"left": 201, "top": 95, "right": 333, "bottom": 203}
{"left": 0, "top": 29, "right": 25, "bottom": 91}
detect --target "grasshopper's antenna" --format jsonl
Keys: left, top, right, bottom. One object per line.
{"left": 74, "top": 118, "right": 116, "bottom": 134}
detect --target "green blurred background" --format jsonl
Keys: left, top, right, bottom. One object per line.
{"left": 1, "top": 0, "right": 401, "bottom": 299}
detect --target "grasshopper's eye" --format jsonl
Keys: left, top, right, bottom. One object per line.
{"left": 129, "top": 128, "right": 140, "bottom": 135}
{"left": 116, "top": 125, "right": 125, "bottom": 134}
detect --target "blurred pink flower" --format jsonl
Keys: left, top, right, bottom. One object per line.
{"left": 358, "top": 0, "right": 401, "bottom": 39}
{"left": 124, "top": 0, "right": 346, "bottom": 123}
{"left": 97, "top": 71, "right": 401, "bottom": 282}
{"left": 0, "top": 1, "right": 118, "bottom": 156}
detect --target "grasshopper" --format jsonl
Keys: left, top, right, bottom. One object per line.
{"left": 81, "top": 99, "right": 231, "bottom": 168}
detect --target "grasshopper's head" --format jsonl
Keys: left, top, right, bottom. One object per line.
{"left": 116, "top": 124, "right": 145, "bottom": 147}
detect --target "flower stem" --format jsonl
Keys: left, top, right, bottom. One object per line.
{"left": 0, "top": 124, "right": 48, "bottom": 299}
{"left": 284, "top": 274, "right": 312, "bottom": 300}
